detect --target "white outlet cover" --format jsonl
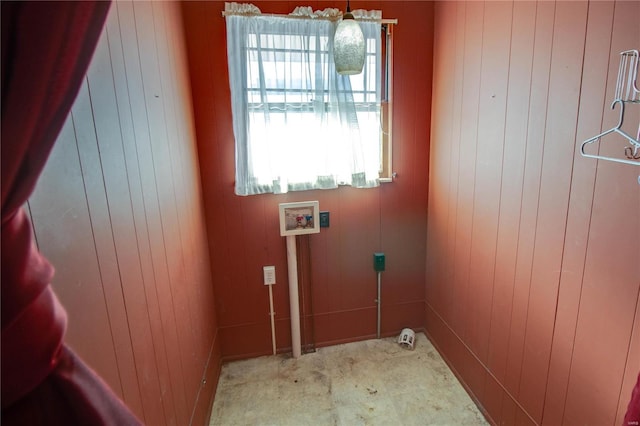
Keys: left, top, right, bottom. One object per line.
{"left": 263, "top": 266, "right": 276, "bottom": 285}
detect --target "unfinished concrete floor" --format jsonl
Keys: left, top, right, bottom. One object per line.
{"left": 209, "top": 332, "right": 488, "bottom": 425}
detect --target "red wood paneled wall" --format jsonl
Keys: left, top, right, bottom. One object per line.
{"left": 426, "top": 1, "right": 640, "bottom": 425}
{"left": 181, "top": 1, "right": 433, "bottom": 360}
{"left": 27, "top": 2, "right": 219, "bottom": 425}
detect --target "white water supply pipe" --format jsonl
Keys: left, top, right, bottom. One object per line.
{"left": 286, "top": 235, "right": 302, "bottom": 358}
{"left": 268, "top": 283, "right": 276, "bottom": 355}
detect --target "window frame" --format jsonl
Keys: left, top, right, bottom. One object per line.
{"left": 379, "top": 22, "right": 394, "bottom": 182}
{"left": 225, "top": 11, "right": 397, "bottom": 195}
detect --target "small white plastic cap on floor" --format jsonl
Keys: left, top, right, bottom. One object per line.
{"left": 398, "top": 328, "right": 416, "bottom": 350}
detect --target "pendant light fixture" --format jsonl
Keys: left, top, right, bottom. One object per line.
{"left": 334, "top": 0, "right": 365, "bottom": 75}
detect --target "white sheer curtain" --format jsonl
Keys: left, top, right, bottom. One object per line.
{"left": 225, "top": 6, "right": 382, "bottom": 196}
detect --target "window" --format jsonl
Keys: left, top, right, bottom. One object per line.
{"left": 225, "top": 10, "right": 393, "bottom": 196}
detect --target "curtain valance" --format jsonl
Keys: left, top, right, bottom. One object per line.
{"left": 223, "top": 2, "right": 383, "bottom": 22}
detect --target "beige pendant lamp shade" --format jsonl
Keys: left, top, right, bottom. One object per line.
{"left": 334, "top": 1, "right": 365, "bottom": 75}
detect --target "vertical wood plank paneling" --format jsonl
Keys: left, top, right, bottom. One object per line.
{"left": 441, "top": 0, "right": 461, "bottom": 321}
{"left": 337, "top": 188, "right": 379, "bottom": 313}
{"left": 443, "top": 2, "right": 466, "bottom": 328}
{"left": 132, "top": 2, "right": 190, "bottom": 422}
{"left": 194, "top": 0, "right": 231, "bottom": 335}
{"left": 468, "top": 2, "right": 513, "bottom": 419}
{"left": 504, "top": 0, "right": 555, "bottom": 399}
{"left": 105, "top": 5, "right": 170, "bottom": 424}
{"left": 29, "top": 2, "right": 219, "bottom": 424}
{"left": 426, "top": 0, "right": 467, "bottom": 412}
{"left": 163, "top": 5, "right": 220, "bottom": 419}
{"left": 541, "top": 2, "right": 614, "bottom": 424}
{"left": 518, "top": 2, "right": 588, "bottom": 422}
{"left": 562, "top": 1, "right": 640, "bottom": 424}
{"left": 162, "top": 0, "right": 201, "bottom": 376}
{"left": 467, "top": 0, "right": 512, "bottom": 366}
{"left": 564, "top": 139, "right": 640, "bottom": 424}
{"left": 156, "top": 2, "right": 214, "bottom": 418}
{"left": 71, "top": 75, "right": 146, "bottom": 415}
{"left": 487, "top": 0, "right": 536, "bottom": 389}
{"left": 83, "top": 22, "right": 157, "bottom": 420}
{"left": 500, "top": 394, "right": 517, "bottom": 426}
{"left": 426, "top": 0, "right": 456, "bottom": 317}
{"left": 427, "top": 1, "right": 639, "bottom": 425}
{"left": 410, "top": 0, "right": 432, "bottom": 255}
{"left": 451, "top": 1, "right": 483, "bottom": 341}
{"left": 173, "top": 1, "right": 220, "bottom": 369}
{"left": 453, "top": 0, "right": 486, "bottom": 399}
{"left": 378, "top": 0, "right": 431, "bottom": 338}
{"left": 308, "top": 193, "right": 337, "bottom": 317}
{"left": 151, "top": 3, "right": 201, "bottom": 414}
{"left": 114, "top": 2, "right": 179, "bottom": 423}
{"left": 29, "top": 118, "right": 123, "bottom": 395}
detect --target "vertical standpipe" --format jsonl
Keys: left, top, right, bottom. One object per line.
{"left": 377, "top": 272, "right": 381, "bottom": 338}
{"left": 373, "top": 253, "right": 385, "bottom": 339}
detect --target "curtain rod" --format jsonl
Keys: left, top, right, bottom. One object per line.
{"left": 222, "top": 11, "right": 398, "bottom": 25}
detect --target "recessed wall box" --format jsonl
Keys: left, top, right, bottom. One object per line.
{"left": 373, "top": 252, "right": 385, "bottom": 272}
{"left": 319, "top": 211, "right": 330, "bottom": 228}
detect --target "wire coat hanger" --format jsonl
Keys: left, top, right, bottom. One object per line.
{"left": 580, "top": 98, "right": 640, "bottom": 166}
{"left": 580, "top": 49, "right": 640, "bottom": 167}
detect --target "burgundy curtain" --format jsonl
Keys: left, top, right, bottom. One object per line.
{"left": 626, "top": 373, "right": 640, "bottom": 426}
{"left": 1, "top": 2, "right": 139, "bottom": 424}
